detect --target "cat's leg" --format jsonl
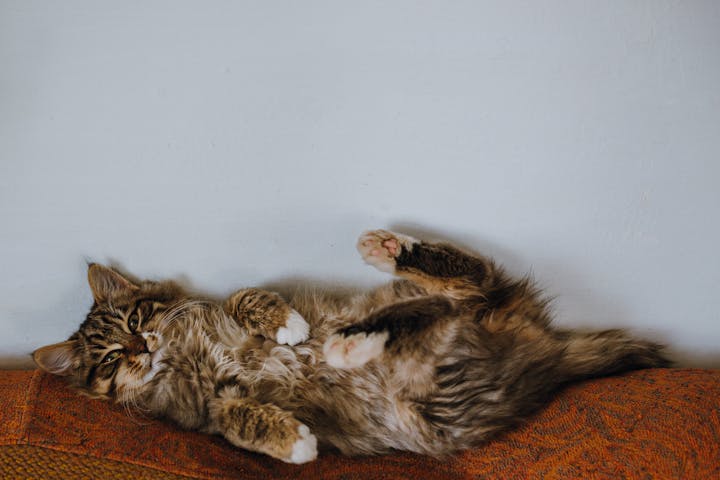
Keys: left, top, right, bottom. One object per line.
{"left": 357, "top": 229, "right": 494, "bottom": 300}
{"left": 209, "top": 391, "right": 317, "bottom": 464}
{"left": 224, "top": 288, "right": 309, "bottom": 346}
{"left": 323, "top": 295, "right": 458, "bottom": 372}
{"left": 357, "top": 230, "right": 551, "bottom": 336}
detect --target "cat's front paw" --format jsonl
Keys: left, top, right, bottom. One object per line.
{"left": 323, "top": 330, "right": 388, "bottom": 369}
{"left": 283, "top": 424, "right": 318, "bottom": 464}
{"left": 357, "top": 230, "right": 418, "bottom": 273}
{"left": 276, "top": 310, "right": 310, "bottom": 346}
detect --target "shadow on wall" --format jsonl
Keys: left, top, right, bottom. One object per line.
{"left": 669, "top": 351, "right": 720, "bottom": 369}
{"left": 4, "top": 225, "right": 719, "bottom": 370}
{"left": 0, "top": 355, "right": 35, "bottom": 369}
{"left": 385, "top": 224, "right": 720, "bottom": 369}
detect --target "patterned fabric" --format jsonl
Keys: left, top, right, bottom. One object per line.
{"left": 0, "top": 369, "right": 718, "bottom": 479}
{"left": 0, "top": 445, "right": 191, "bottom": 480}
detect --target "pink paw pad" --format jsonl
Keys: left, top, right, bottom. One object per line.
{"left": 382, "top": 239, "right": 399, "bottom": 256}
{"left": 357, "top": 229, "right": 418, "bottom": 274}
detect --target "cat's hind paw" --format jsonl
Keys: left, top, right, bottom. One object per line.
{"left": 284, "top": 424, "right": 318, "bottom": 464}
{"left": 276, "top": 310, "right": 310, "bottom": 346}
{"left": 357, "top": 230, "right": 418, "bottom": 273}
{"left": 323, "top": 331, "right": 388, "bottom": 369}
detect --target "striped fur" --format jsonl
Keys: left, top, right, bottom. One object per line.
{"left": 33, "top": 230, "right": 671, "bottom": 462}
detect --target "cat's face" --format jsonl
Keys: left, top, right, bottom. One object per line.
{"left": 33, "top": 264, "right": 184, "bottom": 400}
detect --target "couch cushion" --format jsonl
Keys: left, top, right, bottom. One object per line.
{"left": 1, "top": 369, "right": 718, "bottom": 479}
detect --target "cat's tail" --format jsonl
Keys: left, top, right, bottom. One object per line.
{"left": 556, "top": 329, "right": 672, "bottom": 382}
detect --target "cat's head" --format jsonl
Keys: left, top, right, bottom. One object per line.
{"left": 33, "top": 264, "right": 185, "bottom": 400}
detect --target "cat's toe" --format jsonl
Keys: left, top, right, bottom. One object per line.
{"left": 357, "top": 230, "right": 418, "bottom": 273}
{"left": 323, "top": 331, "right": 388, "bottom": 369}
{"left": 285, "top": 424, "right": 318, "bottom": 464}
{"left": 276, "top": 310, "right": 309, "bottom": 346}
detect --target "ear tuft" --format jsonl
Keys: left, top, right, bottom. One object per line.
{"left": 33, "top": 340, "right": 79, "bottom": 376}
{"left": 87, "top": 264, "right": 138, "bottom": 303}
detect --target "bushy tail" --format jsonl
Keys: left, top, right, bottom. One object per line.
{"left": 557, "top": 329, "right": 672, "bottom": 381}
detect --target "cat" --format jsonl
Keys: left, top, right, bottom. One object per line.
{"left": 33, "top": 229, "right": 670, "bottom": 463}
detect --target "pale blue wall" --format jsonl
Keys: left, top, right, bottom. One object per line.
{"left": 2, "top": 1, "right": 719, "bottom": 367}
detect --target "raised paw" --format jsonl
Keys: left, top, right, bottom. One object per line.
{"left": 323, "top": 330, "right": 388, "bottom": 369}
{"left": 276, "top": 310, "right": 310, "bottom": 346}
{"left": 357, "top": 229, "right": 418, "bottom": 273}
{"left": 283, "top": 424, "right": 318, "bottom": 464}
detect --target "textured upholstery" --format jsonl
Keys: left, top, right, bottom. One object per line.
{"left": 1, "top": 369, "right": 718, "bottom": 479}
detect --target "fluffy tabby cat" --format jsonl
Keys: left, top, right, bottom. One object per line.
{"left": 33, "top": 229, "right": 670, "bottom": 463}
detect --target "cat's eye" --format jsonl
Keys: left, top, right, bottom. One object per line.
{"left": 128, "top": 314, "right": 140, "bottom": 332}
{"left": 102, "top": 350, "right": 122, "bottom": 364}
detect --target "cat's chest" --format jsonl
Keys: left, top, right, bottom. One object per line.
{"left": 172, "top": 326, "right": 310, "bottom": 383}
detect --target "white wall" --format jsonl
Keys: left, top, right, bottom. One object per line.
{"left": 2, "top": 1, "right": 719, "bottom": 368}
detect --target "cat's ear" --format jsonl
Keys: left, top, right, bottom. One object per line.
{"left": 33, "top": 340, "right": 80, "bottom": 376}
{"left": 87, "top": 264, "right": 138, "bottom": 303}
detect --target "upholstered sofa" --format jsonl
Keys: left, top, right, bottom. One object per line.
{"left": 1, "top": 368, "right": 718, "bottom": 479}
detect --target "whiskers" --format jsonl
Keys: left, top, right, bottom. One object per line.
{"left": 156, "top": 299, "right": 215, "bottom": 334}
{"left": 114, "top": 352, "right": 161, "bottom": 424}
{"left": 118, "top": 387, "right": 151, "bottom": 424}
{"left": 115, "top": 371, "right": 152, "bottom": 424}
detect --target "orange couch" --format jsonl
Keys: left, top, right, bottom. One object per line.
{"left": 1, "top": 369, "right": 718, "bottom": 479}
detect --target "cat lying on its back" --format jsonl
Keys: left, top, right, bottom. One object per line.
{"left": 33, "top": 229, "right": 670, "bottom": 463}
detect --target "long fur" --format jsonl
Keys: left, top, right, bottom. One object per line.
{"left": 32, "top": 230, "right": 671, "bottom": 462}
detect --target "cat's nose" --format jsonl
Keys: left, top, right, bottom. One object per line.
{"left": 127, "top": 335, "right": 149, "bottom": 355}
